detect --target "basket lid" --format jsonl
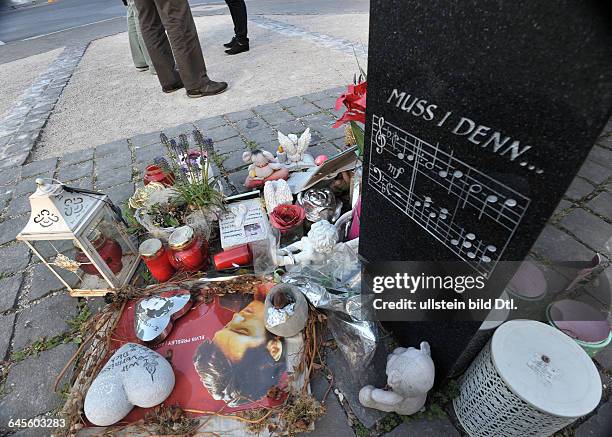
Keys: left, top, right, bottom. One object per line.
{"left": 491, "top": 320, "right": 601, "bottom": 418}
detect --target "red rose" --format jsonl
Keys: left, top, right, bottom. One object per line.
{"left": 270, "top": 204, "right": 305, "bottom": 233}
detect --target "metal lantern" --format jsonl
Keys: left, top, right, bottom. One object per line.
{"left": 16, "top": 178, "right": 140, "bottom": 297}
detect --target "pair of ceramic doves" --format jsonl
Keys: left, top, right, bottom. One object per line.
{"left": 278, "top": 128, "right": 311, "bottom": 163}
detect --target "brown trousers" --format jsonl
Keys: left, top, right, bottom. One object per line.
{"left": 133, "top": 0, "right": 208, "bottom": 90}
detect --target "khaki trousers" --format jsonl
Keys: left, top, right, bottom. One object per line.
{"left": 127, "top": 0, "right": 155, "bottom": 74}
{"left": 133, "top": 0, "right": 208, "bottom": 90}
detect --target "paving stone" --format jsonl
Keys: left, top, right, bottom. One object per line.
{"left": 221, "top": 149, "right": 250, "bottom": 171}
{"left": 553, "top": 199, "right": 573, "bottom": 216}
{"left": 578, "top": 160, "right": 610, "bottom": 185}
{"left": 596, "top": 134, "right": 612, "bottom": 148}
{"left": 0, "top": 343, "right": 77, "bottom": 425}
{"left": 259, "top": 110, "right": 296, "bottom": 126}
{"left": 234, "top": 117, "right": 266, "bottom": 132}
{"left": 20, "top": 157, "right": 57, "bottom": 179}
{"left": 161, "top": 122, "right": 196, "bottom": 139}
{"left": 252, "top": 102, "right": 284, "bottom": 114}
{"left": 214, "top": 136, "right": 247, "bottom": 155}
{"left": 326, "top": 345, "right": 389, "bottom": 428}
{"left": 206, "top": 124, "right": 240, "bottom": 142}
{"left": 302, "top": 90, "right": 333, "bottom": 103}
{"left": 28, "top": 263, "right": 79, "bottom": 302}
{"left": 274, "top": 120, "right": 308, "bottom": 137}
{"left": 243, "top": 128, "right": 277, "bottom": 149}
{"left": 278, "top": 96, "right": 307, "bottom": 108}
{"left": 64, "top": 177, "right": 93, "bottom": 191}
{"left": 564, "top": 177, "right": 596, "bottom": 200}
{"left": 0, "top": 274, "right": 22, "bottom": 313}
{"left": 588, "top": 146, "right": 612, "bottom": 170}
{"left": 57, "top": 160, "right": 93, "bottom": 183}
{"left": 302, "top": 114, "right": 344, "bottom": 141}
{"left": 95, "top": 139, "right": 129, "bottom": 158}
{"left": 0, "top": 215, "right": 27, "bottom": 245}
{"left": 310, "top": 142, "right": 342, "bottom": 159}
{"left": 11, "top": 172, "right": 54, "bottom": 197}
{"left": 227, "top": 168, "right": 249, "bottom": 193}
{"left": 0, "top": 166, "right": 20, "bottom": 186}
{"left": 575, "top": 400, "right": 612, "bottom": 437}
{"left": 95, "top": 149, "right": 132, "bottom": 172}
{"left": 0, "top": 243, "right": 31, "bottom": 275}
{"left": 300, "top": 372, "right": 354, "bottom": 437}
{"left": 107, "top": 182, "right": 135, "bottom": 207}
{"left": 95, "top": 165, "right": 132, "bottom": 190}
{"left": 226, "top": 109, "right": 256, "bottom": 122}
{"left": 135, "top": 142, "right": 165, "bottom": 164}
{"left": 386, "top": 418, "right": 460, "bottom": 437}
{"left": 287, "top": 102, "right": 321, "bottom": 117}
{"left": 560, "top": 209, "right": 612, "bottom": 255}
{"left": 130, "top": 131, "right": 161, "bottom": 148}
{"left": 12, "top": 293, "right": 79, "bottom": 351}
{"left": 325, "top": 86, "right": 346, "bottom": 97}
{"left": 588, "top": 191, "right": 612, "bottom": 219}
{"left": 193, "top": 115, "right": 227, "bottom": 132}
{"left": 313, "top": 96, "right": 338, "bottom": 110}
{"left": 0, "top": 313, "right": 15, "bottom": 360}
{"left": 6, "top": 194, "right": 31, "bottom": 217}
{"left": 532, "top": 224, "right": 596, "bottom": 261}
{"left": 29, "top": 239, "right": 75, "bottom": 261}
{"left": 60, "top": 148, "right": 94, "bottom": 166}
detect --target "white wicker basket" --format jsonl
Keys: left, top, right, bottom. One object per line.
{"left": 453, "top": 320, "right": 601, "bottom": 437}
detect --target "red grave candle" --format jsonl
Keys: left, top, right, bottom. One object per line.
{"left": 167, "top": 226, "right": 210, "bottom": 272}
{"left": 75, "top": 230, "right": 123, "bottom": 277}
{"left": 143, "top": 165, "right": 175, "bottom": 187}
{"left": 139, "top": 238, "right": 176, "bottom": 282}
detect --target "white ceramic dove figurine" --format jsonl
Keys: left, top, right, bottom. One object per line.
{"left": 359, "top": 342, "right": 435, "bottom": 416}
{"left": 278, "top": 128, "right": 315, "bottom": 170}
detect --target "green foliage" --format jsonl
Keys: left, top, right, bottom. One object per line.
{"left": 377, "top": 413, "right": 402, "bottom": 433}
{"left": 354, "top": 421, "right": 370, "bottom": 437}
{"left": 160, "top": 130, "right": 225, "bottom": 213}
{"left": 246, "top": 140, "right": 260, "bottom": 151}
{"left": 10, "top": 302, "right": 92, "bottom": 362}
{"left": 350, "top": 121, "right": 365, "bottom": 156}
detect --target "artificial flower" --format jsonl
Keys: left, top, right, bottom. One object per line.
{"left": 269, "top": 204, "right": 305, "bottom": 233}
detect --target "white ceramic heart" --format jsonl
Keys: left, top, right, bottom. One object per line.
{"left": 84, "top": 343, "right": 175, "bottom": 426}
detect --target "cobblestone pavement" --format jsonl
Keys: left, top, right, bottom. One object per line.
{"left": 0, "top": 87, "right": 612, "bottom": 436}
{"left": 0, "top": 44, "right": 88, "bottom": 169}
{"left": 0, "top": 87, "right": 610, "bottom": 436}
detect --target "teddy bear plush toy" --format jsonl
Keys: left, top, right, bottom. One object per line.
{"left": 242, "top": 149, "right": 289, "bottom": 189}
{"left": 359, "top": 342, "right": 435, "bottom": 415}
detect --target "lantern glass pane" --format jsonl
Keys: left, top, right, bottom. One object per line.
{"left": 29, "top": 239, "right": 83, "bottom": 291}
{"left": 84, "top": 208, "right": 139, "bottom": 286}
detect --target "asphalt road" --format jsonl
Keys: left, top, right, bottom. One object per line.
{"left": 0, "top": 0, "right": 369, "bottom": 64}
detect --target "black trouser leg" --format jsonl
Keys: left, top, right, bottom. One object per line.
{"left": 133, "top": 0, "right": 180, "bottom": 88}
{"left": 225, "top": 0, "right": 248, "bottom": 39}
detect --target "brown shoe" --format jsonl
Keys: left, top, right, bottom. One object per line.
{"left": 187, "top": 80, "right": 228, "bottom": 98}
{"left": 162, "top": 81, "right": 184, "bottom": 93}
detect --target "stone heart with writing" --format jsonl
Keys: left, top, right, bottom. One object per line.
{"left": 134, "top": 290, "right": 192, "bottom": 344}
{"left": 84, "top": 343, "right": 175, "bottom": 426}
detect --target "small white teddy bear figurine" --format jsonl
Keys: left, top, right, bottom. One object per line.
{"left": 242, "top": 149, "right": 289, "bottom": 189}
{"left": 278, "top": 128, "right": 315, "bottom": 170}
{"left": 275, "top": 220, "right": 338, "bottom": 267}
{"left": 359, "top": 342, "right": 435, "bottom": 416}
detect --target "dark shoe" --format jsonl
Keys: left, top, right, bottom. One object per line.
{"left": 223, "top": 36, "right": 237, "bottom": 48}
{"left": 162, "top": 81, "right": 184, "bottom": 93}
{"left": 136, "top": 66, "right": 149, "bottom": 72}
{"left": 187, "top": 80, "right": 228, "bottom": 98}
{"left": 225, "top": 38, "right": 249, "bottom": 55}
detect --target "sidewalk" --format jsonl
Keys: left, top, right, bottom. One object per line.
{"left": 1, "top": 88, "right": 611, "bottom": 436}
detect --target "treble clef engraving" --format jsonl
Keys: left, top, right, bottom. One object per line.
{"left": 375, "top": 116, "right": 386, "bottom": 154}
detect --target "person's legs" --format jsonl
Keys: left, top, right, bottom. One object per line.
{"left": 225, "top": 0, "right": 248, "bottom": 40}
{"left": 130, "top": 0, "right": 156, "bottom": 74}
{"left": 133, "top": 0, "right": 182, "bottom": 90}
{"left": 153, "top": 0, "right": 208, "bottom": 91}
{"left": 127, "top": 1, "right": 147, "bottom": 69}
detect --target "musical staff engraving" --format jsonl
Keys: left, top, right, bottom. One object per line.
{"left": 368, "top": 114, "right": 531, "bottom": 277}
